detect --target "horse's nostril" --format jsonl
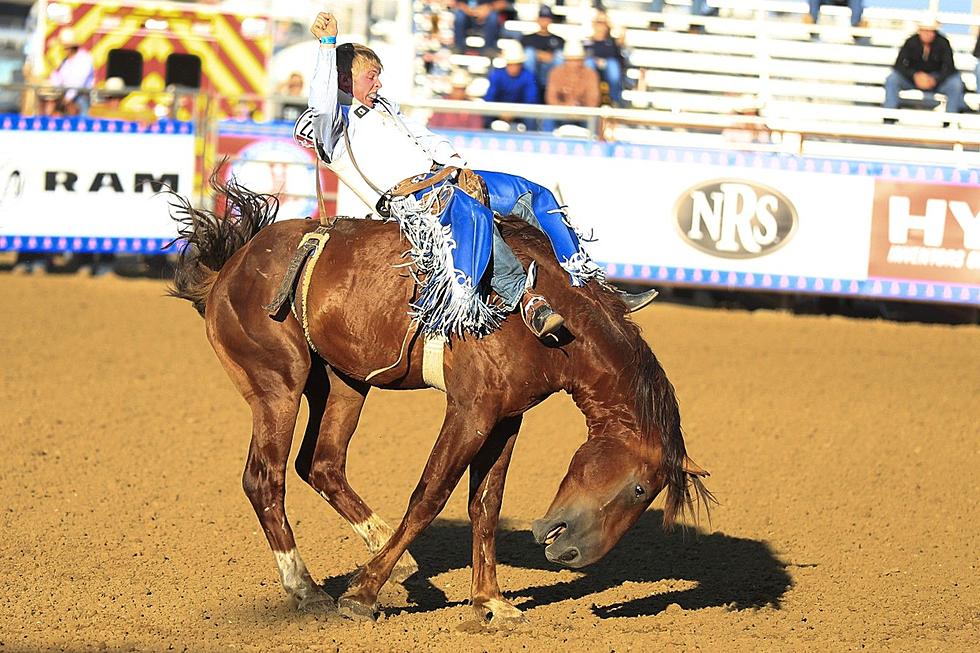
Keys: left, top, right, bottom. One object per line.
{"left": 557, "top": 548, "right": 579, "bottom": 563}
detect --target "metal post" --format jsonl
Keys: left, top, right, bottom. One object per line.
{"left": 754, "top": 1, "right": 771, "bottom": 110}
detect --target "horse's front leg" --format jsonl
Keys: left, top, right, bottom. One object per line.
{"left": 337, "top": 401, "right": 497, "bottom": 620}
{"left": 468, "top": 415, "right": 524, "bottom": 626}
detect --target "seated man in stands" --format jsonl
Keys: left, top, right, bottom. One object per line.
{"left": 974, "top": 31, "right": 979, "bottom": 92}
{"left": 545, "top": 40, "right": 599, "bottom": 130}
{"left": 584, "top": 13, "right": 627, "bottom": 107}
{"left": 521, "top": 5, "right": 565, "bottom": 98}
{"left": 453, "top": 0, "right": 512, "bottom": 55}
{"left": 805, "top": 0, "right": 864, "bottom": 28}
{"left": 883, "top": 16, "right": 964, "bottom": 116}
{"left": 277, "top": 72, "right": 308, "bottom": 122}
{"left": 646, "top": 0, "right": 716, "bottom": 22}
{"left": 428, "top": 70, "right": 483, "bottom": 130}
{"left": 484, "top": 45, "right": 539, "bottom": 129}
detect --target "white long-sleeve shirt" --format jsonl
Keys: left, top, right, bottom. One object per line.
{"left": 50, "top": 48, "right": 94, "bottom": 103}
{"left": 307, "top": 45, "right": 463, "bottom": 209}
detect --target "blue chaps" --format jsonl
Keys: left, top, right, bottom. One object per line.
{"left": 428, "top": 170, "right": 584, "bottom": 310}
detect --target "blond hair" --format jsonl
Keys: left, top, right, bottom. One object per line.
{"left": 336, "top": 43, "right": 383, "bottom": 93}
{"left": 351, "top": 44, "right": 382, "bottom": 75}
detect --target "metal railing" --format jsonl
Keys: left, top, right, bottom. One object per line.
{"left": 5, "top": 82, "right": 980, "bottom": 167}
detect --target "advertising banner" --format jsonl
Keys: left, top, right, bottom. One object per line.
{"left": 870, "top": 180, "right": 980, "bottom": 286}
{"left": 216, "top": 121, "right": 337, "bottom": 221}
{"left": 0, "top": 115, "right": 195, "bottom": 253}
{"left": 5, "top": 118, "right": 977, "bottom": 305}
{"left": 429, "top": 133, "right": 979, "bottom": 306}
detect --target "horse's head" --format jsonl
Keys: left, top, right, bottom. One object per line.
{"left": 531, "top": 433, "right": 667, "bottom": 568}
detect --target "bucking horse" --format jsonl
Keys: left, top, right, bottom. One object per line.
{"left": 166, "top": 177, "right": 713, "bottom": 625}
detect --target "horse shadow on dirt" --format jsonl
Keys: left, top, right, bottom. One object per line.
{"left": 322, "top": 511, "right": 792, "bottom": 619}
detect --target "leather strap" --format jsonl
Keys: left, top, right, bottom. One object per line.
{"left": 422, "top": 335, "right": 447, "bottom": 392}
{"left": 342, "top": 118, "right": 386, "bottom": 196}
{"left": 389, "top": 166, "right": 457, "bottom": 198}
{"left": 263, "top": 226, "right": 331, "bottom": 318}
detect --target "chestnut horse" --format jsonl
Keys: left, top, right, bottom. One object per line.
{"left": 167, "top": 180, "right": 712, "bottom": 625}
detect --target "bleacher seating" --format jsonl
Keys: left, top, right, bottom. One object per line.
{"left": 415, "top": 1, "right": 980, "bottom": 147}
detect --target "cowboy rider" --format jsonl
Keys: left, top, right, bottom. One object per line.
{"left": 295, "top": 11, "right": 606, "bottom": 340}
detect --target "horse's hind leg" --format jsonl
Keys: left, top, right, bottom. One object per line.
{"left": 468, "top": 415, "right": 524, "bottom": 626}
{"left": 209, "top": 319, "right": 332, "bottom": 611}
{"left": 294, "top": 364, "right": 419, "bottom": 581}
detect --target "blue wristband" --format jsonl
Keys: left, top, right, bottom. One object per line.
{"left": 320, "top": 35, "right": 336, "bottom": 45}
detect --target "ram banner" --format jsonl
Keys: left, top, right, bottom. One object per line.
{"left": 0, "top": 115, "right": 195, "bottom": 253}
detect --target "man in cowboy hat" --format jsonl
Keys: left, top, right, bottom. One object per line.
{"left": 295, "top": 13, "right": 608, "bottom": 339}
{"left": 88, "top": 77, "right": 155, "bottom": 122}
{"left": 544, "top": 40, "right": 599, "bottom": 131}
{"left": 428, "top": 70, "right": 483, "bottom": 131}
{"left": 484, "top": 43, "right": 539, "bottom": 107}
{"left": 884, "top": 15, "right": 964, "bottom": 115}
{"left": 520, "top": 5, "right": 565, "bottom": 98}
{"left": 48, "top": 28, "right": 94, "bottom": 115}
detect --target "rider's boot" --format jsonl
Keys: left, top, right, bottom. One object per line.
{"left": 520, "top": 291, "right": 564, "bottom": 339}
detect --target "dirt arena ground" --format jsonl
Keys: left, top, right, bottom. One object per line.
{"left": 0, "top": 273, "right": 977, "bottom": 652}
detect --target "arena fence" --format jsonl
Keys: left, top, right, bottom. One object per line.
{"left": 0, "top": 84, "right": 978, "bottom": 307}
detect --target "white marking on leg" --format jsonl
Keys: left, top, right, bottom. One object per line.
{"left": 352, "top": 513, "right": 395, "bottom": 553}
{"left": 352, "top": 513, "right": 420, "bottom": 580}
{"left": 274, "top": 549, "right": 312, "bottom": 590}
{"left": 273, "top": 549, "right": 332, "bottom": 609}
{"left": 477, "top": 597, "right": 523, "bottom": 621}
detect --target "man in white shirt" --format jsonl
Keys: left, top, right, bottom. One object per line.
{"left": 48, "top": 28, "right": 94, "bottom": 115}
{"left": 296, "top": 12, "right": 604, "bottom": 339}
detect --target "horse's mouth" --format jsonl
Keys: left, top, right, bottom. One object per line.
{"left": 543, "top": 523, "right": 566, "bottom": 546}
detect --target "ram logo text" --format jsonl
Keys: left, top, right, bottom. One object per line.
{"left": 44, "top": 171, "right": 179, "bottom": 193}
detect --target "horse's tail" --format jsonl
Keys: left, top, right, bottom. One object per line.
{"left": 637, "top": 352, "right": 716, "bottom": 531}
{"left": 166, "top": 170, "right": 280, "bottom": 317}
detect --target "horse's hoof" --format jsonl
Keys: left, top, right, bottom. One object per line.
{"left": 473, "top": 598, "right": 526, "bottom": 628}
{"left": 338, "top": 594, "right": 379, "bottom": 622}
{"left": 294, "top": 588, "right": 336, "bottom": 613}
{"left": 390, "top": 552, "right": 420, "bottom": 583}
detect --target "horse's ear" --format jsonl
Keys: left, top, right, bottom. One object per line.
{"left": 683, "top": 456, "right": 709, "bottom": 477}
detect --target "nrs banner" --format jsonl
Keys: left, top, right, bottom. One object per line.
{"left": 407, "top": 132, "right": 980, "bottom": 306}
{"left": 0, "top": 115, "right": 195, "bottom": 253}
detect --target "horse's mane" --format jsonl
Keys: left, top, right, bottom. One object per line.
{"left": 500, "top": 219, "right": 710, "bottom": 529}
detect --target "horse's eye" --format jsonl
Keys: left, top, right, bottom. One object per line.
{"left": 634, "top": 485, "right": 645, "bottom": 498}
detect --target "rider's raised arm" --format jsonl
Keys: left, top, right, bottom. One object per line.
{"left": 308, "top": 45, "right": 344, "bottom": 161}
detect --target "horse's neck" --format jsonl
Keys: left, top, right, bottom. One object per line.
{"left": 567, "top": 342, "right": 637, "bottom": 439}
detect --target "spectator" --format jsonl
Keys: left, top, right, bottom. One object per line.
{"left": 429, "top": 70, "right": 484, "bottom": 131}
{"left": 545, "top": 40, "right": 599, "bottom": 129}
{"left": 36, "top": 87, "right": 63, "bottom": 117}
{"left": 884, "top": 16, "right": 964, "bottom": 116}
{"left": 521, "top": 5, "right": 565, "bottom": 98}
{"left": 974, "top": 31, "right": 979, "bottom": 92}
{"left": 484, "top": 44, "right": 539, "bottom": 128}
{"left": 231, "top": 98, "right": 259, "bottom": 121}
{"left": 646, "top": 0, "right": 717, "bottom": 20}
{"left": 805, "top": 0, "right": 864, "bottom": 28}
{"left": 277, "top": 71, "right": 307, "bottom": 122}
{"left": 584, "top": 13, "right": 626, "bottom": 107}
{"left": 48, "top": 28, "right": 94, "bottom": 115}
{"left": 87, "top": 77, "right": 154, "bottom": 122}
{"left": 453, "top": 0, "right": 509, "bottom": 55}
